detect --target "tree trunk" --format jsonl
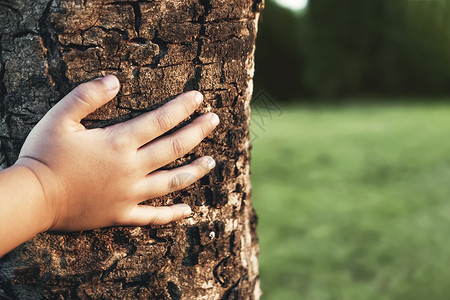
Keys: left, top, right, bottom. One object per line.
{"left": 0, "top": 0, "right": 262, "bottom": 298}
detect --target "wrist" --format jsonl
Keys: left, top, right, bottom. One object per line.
{"left": 12, "top": 161, "right": 59, "bottom": 233}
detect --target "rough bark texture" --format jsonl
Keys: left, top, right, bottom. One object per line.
{"left": 0, "top": 0, "right": 262, "bottom": 298}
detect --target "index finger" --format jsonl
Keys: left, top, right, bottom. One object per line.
{"left": 113, "top": 91, "right": 203, "bottom": 149}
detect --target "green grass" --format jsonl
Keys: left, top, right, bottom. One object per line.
{"left": 250, "top": 102, "right": 450, "bottom": 300}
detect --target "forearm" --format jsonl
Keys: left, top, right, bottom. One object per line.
{"left": 0, "top": 165, "right": 51, "bottom": 257}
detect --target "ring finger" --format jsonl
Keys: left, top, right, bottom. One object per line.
{"left": 135, "top": 156, "right": 216, "bottom": 200}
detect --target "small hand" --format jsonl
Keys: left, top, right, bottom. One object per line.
{"left": 15, "top": 75, "right": 219, "bottom": 231}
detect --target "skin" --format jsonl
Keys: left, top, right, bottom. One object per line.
{"left": 0, "top": 75, "right": 219, "bottom": 257}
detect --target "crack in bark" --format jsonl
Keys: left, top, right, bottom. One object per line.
{"left": 182, "top": 226, "right": 202, "bottom": 266}
{"left": 183, "top": 66, "right": 202, "bottom": 92}
{"left": 199, "top": 0, "right": 213, "bottom": 20}
{"left": 182, "top": 0, "right": 213, "bottom": 92}
{"left": 167, "top": 281, "right": 182, "bottom": 300}
{"left": 11, "top": 30, "right": 38, "bottom": 38}
{"left": 130, "top": 2, "right": 141, "bottom": 36}
{"left": 38, "top": 0, "right": 71, "bottom": 99}
{"left": 149, "top": 32, "right": 169, "bottom": 67}
{"left": 129, "top": 37, "right": 148, "bottom": 45}
{"left": 213, "top": 256, "right": 231, "bottom": 287}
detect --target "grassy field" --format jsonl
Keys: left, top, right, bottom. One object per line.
{"left": 250, "top": 102, "right": 450, "bottom": 300}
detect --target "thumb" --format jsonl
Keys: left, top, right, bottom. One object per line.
{"left": 49, "top": 75, "right": 120, "bottom": 123}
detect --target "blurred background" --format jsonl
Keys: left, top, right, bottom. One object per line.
{"left": 250, "top": 0, "right": 450, "bottom": 299}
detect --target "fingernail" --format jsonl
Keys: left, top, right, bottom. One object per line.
{"left": 101, "top": 75, "right": 119, "bottom": 91}
{"left": 210, "top": 113, "right": 220, "bottom": 126}
{"left": 207, "top": 157, "right": 216, "bottom": 169}
{"left": 194, "top": 92, "right": 203, "bottom": 105}
{"left": 180, "top": 205, "right": 192, "bottom": 218}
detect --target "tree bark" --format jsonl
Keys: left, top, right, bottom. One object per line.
{"left": 0, "top": 0, "right": 262, "bottom": 298}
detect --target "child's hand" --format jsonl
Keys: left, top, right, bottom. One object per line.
{"left": 15, "top": 75, "right": 219, "bottom": 232}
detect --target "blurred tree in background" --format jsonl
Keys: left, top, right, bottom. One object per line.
{"left": 254, "top": 0, "right": 450, "bottom": 101}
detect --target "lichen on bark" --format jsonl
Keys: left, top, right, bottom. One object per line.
{"left": 0, "top": 0, "right": 262, "bottom": 298}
